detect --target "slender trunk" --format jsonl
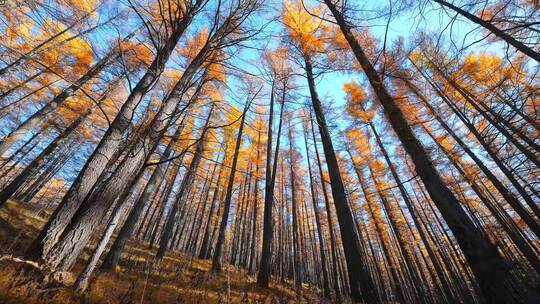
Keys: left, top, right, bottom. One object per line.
{"left": 0, "top": 79, "right": 61, "bottom": 119}
{"left": 357, "top": 160, "right": 407, "bottom": 304}
{"left": 199, "top": 148, "right": 228, "bottom": 259}
{"left": 248, "top": 130, "right": 261, "bottom": 274}
{"left": 258, "top": 82, "right": 282, "bottom": 286}
{"left": 310, "top": 113, "right": 342, "bottom": 300}
{"left": 403, "top": 75, "right": 540, "bottom": 237}
{"left": 303, "top": 121, "right": 330, "bottom": 297}
{"left": 145, "top": 163, "right": 179, "bottom": 243}
{"left": 304, "top": 51, "right": 377, "bottom": 303}
{"left": 0, "top": 15, "right": 83, "bottom": 77}
{"left": 0, "top": 70, "right": 43, "bottom": 101}
{"left": 1, "top": 141, "right": 40, "bottom": 186}
{"left": 207, "top": 193, "right": 224, "bottom": 257}
{"left": 415, "top": 67, "right": 540, "bottom": 222}
{"left": 156, "top": 103, "right": 215, "bottom": 258}
{"left": 287, "top": 122, "right": 302, "bottom": 289}
{"left": 135, "top": 166, "right": 168, "bottom": 240}
{"left": 185, "top": 164, "right": 214, "bottom": 254}
{"left": 237, "top": 168, "right": 252, "bottom": 266}
{"left": 348, "top": 136, "right": 456, "bottom": 303}
{"left": 43, "top": 66, "right": 200, "bottom": 270}
{"left": 188, "top": 154, "right": 220, "bottom": 255}
{"left": 423, "top": 124, "right": 540, "bottom": 275}
{"left": 17, "top": 142, "right": 74, "bottom": 201}
{"left": 362, "top": 126, "right": 426, "bottom": 303}
{"left": 430, "top": 61, "right": 540, "bottom": 168}
{"left": 211, "top": 97, "right": 253, "bottom": 272}
{"left": 0, "top": 128, "right": 42, "bottom": 174}
{"left": 231, "top": 174, "right": 249, "bottom": 264}
{"left": 145, "top": 152, "right": 187, "bottom": 244}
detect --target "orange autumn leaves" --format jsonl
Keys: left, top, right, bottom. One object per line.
{"left": 177, "top": 28, "right": 227, "bottom": 84}
{"left": 344, "top": 80, "right": 377, "bottom": 123}
{"left": 282, "top": 0, "right": 326, "bottom": 54}
{"left": 58, "top": 0, "right": 100, "bottom": 16}
{"left": 282, "top": 0, "right": 379, "bottom": 72}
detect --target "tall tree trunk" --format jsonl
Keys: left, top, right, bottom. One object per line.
{"left": 207, "top": 192, "right": 224, "bottom": 257}
{"left": 187, "top": 154, "right": 220, "bottom": 255}
{"left": 258, "top": 82, "right": 284, "bottom": 286}
{"left": 17, "top": 141, "right": 75, "bottom": 201}
{"left": 403, "top": 75, "right": 540, "bottom": 238}
{"left": 353, "top": 100, "right": 427, "bottom": 302}
{"left": 310, "top": 113, "right": 342, "bottom": 300}
{"left": 355, "top": 160, "right": 407, "bottom": 304}
{"left": 2, "top": 140, "right": 41, "bottom": 192}
{"left": 230, "top": 173, "right": 249, "bottom": 265}
{"left": 303, "top": 120, "right": 331, "bottom": 297}
{"left": 237, "top": 167, "right": 252, "bottom": 267}
{"left": 43, "top": 53, "right": 209, "bottom": 270}
{"left": 156, "top": 102, "right": 215, "bottom": 258}
{"left": 429, "top": 60, "right": 540, "bottom": 169}
{"left": 144, "top": 162, "right": 179, "bottom": 243}
{"left": 303, "top": 51, "right": 377, "bottom": 303}
{"left": 0, "top": 70, "right": 43, "bottom": 101}
{"left": 248, "top": 129, "right": 261, "bottom": 274}
{"left": 0, "top": 11, "right": 114, "bottom": 77}
{"left": 287, "top": 121, "right": 302, "bottom": 289}
{"left": 73, "top": 170, "right": 143, "bottom": 292}
{"left": 100, "top": 114, "right": 189, "bottom": 270}
{"left": 348, "top": 137, "right": 456, "bottom": 303}
{"left": 211, "top": 96, "right": 253, "bottom": 273}
{"left": 414, "top": 66, "right": 540, "bottom": 222}
{"left": 199, "top": 146, "right": 228, "bottom": 259}
{"left": 144, "top": 151, "right": 188, "bottom": 244}
{"left": 0, "top": 128, "right": 42, "bottom": 174}
{"left": 25, "top": 13, "right": 196, "bottom": 261}
{"left": 422, "top": 123, "right": 540, "bottom": 275}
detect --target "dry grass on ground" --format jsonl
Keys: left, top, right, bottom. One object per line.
{"left": 0, "top": 201, "right": 324, "bottom": 304}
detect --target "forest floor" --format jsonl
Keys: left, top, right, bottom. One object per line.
{"left": 0, "top": 200, "right": 323, "bottom": 304}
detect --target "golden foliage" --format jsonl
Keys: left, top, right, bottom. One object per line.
{"left": 343, "top": 80, "right": 375, "bottom": 122}
{"left": 282, "top": 0, "right": 325, "bottom": 54}
{"left": 178, "top": 29, "right": 210, "bottom": 62}
{"left": 119, "top": 40, "right": 154, "bottom": 67}
{"left": 59, "top": 0, "right": 100, "bottom": 15}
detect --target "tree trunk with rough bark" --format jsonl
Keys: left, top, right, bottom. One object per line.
{"left": 25, "top": 15, "right": 195, "bottom": 261}
{"left": 304, "top": 50, "right": 377, "bottom": 303}
{"left": 100, "top": 115, "right": 189, "bottom": 270}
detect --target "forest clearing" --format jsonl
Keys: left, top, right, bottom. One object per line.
{"left": 0, "top": 0, "right": 538, "bottom": 303}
